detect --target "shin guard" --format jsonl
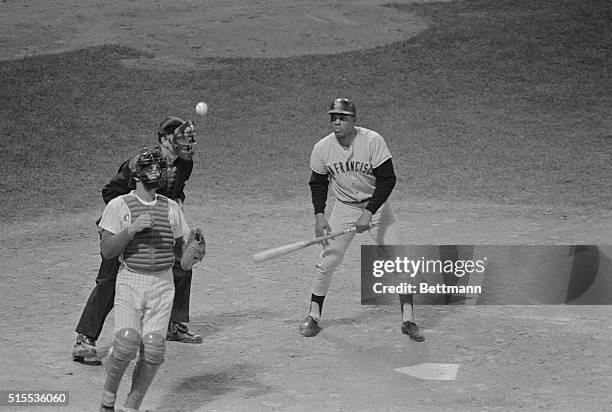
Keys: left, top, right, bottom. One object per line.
{"left": 102, "top": 328, "right": 141, "bottom": 405}
{"left": 124, "top": 332, "right": 166, "bottom": 410}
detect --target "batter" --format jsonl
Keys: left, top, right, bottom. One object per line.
{"left": 300, "top": 98, "right": 425, "bottom": 342}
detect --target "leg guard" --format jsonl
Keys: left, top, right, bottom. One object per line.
{"left": 124, "top": 332, "right": 166, "bottom": 410}
{"left": 101, "top": 328, "right": 140, "bottom": 406}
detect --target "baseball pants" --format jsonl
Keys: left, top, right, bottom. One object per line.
{"left": 114, "top": 268, "right": 175, "bottom": 336}
{"left": 76, "top": 256, "right": 192, "bottom": 340}
{"left": 311, "top": 200, "right": 403, "bottom": 296}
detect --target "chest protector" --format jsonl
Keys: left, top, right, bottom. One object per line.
{"left": 122, "top": 195, "right": 175, "bottom": 273}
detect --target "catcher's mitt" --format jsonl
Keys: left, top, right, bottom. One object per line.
{"left": 181, "top": 228, "right": 206, "bottom": 270}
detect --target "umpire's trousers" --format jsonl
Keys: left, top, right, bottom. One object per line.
{"left": 75, "top": 255, "right": 192, "bottom": 340}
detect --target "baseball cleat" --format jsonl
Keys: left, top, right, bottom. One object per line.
{"left": 401, "top": 321, "right": 425, "bottom": 342}
{"left": 166, "top": 322, "right": 203, "bottom": 344}
{"left": 299, "top": 315, "right": 321, "bottom": 337}
{"left": 73, "top": 334, "right": 103, "bottom": 365}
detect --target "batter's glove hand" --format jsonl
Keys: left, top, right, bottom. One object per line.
{"left": 355, "top": 210, "right": 373, "bottom": 233}
{"left": 315, "top": 213, "right": 332, "bottom": 247}
{"left": 181, "top": 228, "right": 206, "bottom": 270}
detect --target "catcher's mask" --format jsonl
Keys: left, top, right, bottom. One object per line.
{"left": 134, "top": 147, "right": 167, "bottom": 189}
{"left": 158, "top": 117, "right": 197, "bottom": 160}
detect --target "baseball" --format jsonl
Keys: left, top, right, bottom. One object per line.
{"left": 195, "top": 101, "right": 208, "bottom": 116}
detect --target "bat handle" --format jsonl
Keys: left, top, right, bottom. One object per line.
{"left": 337, "top": 226, "right": 357, "bottom": 237}
{"left": 316, "top": 226, "right": 357, "bottom": 243}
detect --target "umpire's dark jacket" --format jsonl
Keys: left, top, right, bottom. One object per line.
{"left": 101, "top": 147, "right": 193, "bottom": 204}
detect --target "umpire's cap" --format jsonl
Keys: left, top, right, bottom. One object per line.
{"left": 158, "top": 116, "right": 185, "bottom": 140}
{"left": 328, "top": 98, "right": 356, "bottom": 115}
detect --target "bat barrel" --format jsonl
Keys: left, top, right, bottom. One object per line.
{"left": 252, "top": 241, "right": 308, "bottom": 263}
{"left": 252, "top": 227, "right": 356, "bottom": 263}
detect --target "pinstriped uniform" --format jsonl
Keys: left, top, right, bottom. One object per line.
{"left": 98, "top": 191, "right": 190, "bottom": 336}
{"left": 114, "top": 268, "right": 174, "bottom": 336}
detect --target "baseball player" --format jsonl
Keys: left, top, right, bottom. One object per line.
{"left": 98, "top": 147, "right": 192, "bottom": 412}
{"left": 300, "top": 98, "right": 425, "bottom": 342}
{"left": 73, "top": 117, "right": 202, "bottom": 365}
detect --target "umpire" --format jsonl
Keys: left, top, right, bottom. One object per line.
{"left": 73, "top": 117, "right": 203, "bottom": 364}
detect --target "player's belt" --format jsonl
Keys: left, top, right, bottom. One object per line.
{"left": 338, "top": 198, "right": 371, "bottom": 205}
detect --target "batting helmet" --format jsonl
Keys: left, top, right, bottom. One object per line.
{"left": 328, "top": 98, "right": 356, "bottom": 115}
{"left": 134, "top": 147, "right": 167, "bottom": 189}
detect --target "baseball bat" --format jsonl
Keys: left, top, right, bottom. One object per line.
{"left": 252, "top": 226, "right": 357, "bottom": 263}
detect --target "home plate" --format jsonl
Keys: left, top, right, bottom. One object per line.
{"left": 394, "top": 363, "right": 459, "bottom": 380}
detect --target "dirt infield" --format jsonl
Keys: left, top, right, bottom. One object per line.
{"left": 1, "top": 198, "right": 611, "bottom": 411}
{"left": 1, "top": 0, "right": 612, "bottom": 411}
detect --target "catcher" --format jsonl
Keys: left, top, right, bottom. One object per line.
{"left": 98, "top": 147, "right": 204, "bottom": 411}
{"left": 74, "top": 116, "right": 205, "bottom": 366}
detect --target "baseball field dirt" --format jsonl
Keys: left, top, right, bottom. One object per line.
{"left": 1, "top": 0, "right": 611, "bottom": 411}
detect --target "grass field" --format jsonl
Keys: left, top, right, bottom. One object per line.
{"left": 1, "top": 0, "right": 610, "bottom": 223}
